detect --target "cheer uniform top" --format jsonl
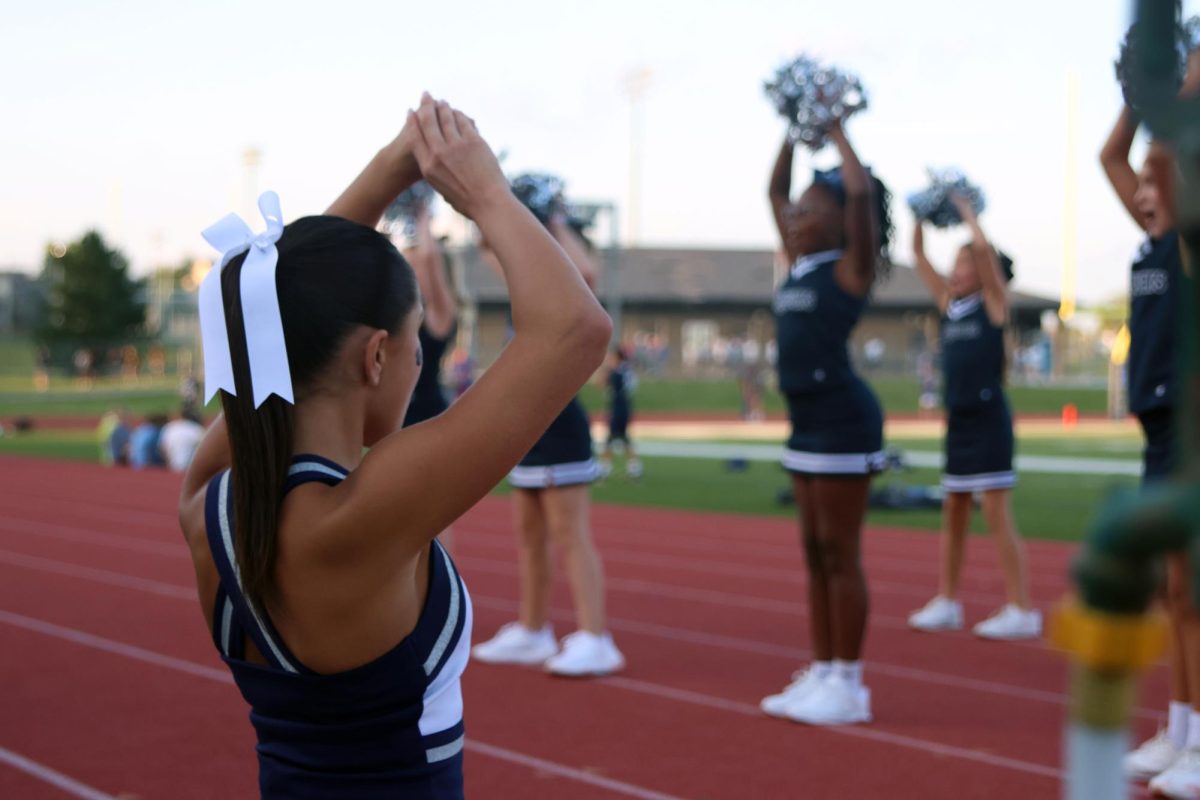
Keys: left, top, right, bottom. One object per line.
{"left": 204, "top": 455, "right": 472, "bottom": 798}
{"left": 939, "top": 293, "right": 1016, "bottom": 493}
{"left": 607, "top": 364, "right": 634, "bottom": 443}
{"left": 1128, "top": 233, "right": 1181, "bottom": 482}
{"left": 774, "top": 249, "right": 885, "bottom": 475}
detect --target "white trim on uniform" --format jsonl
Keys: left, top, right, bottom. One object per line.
{"left": 508, "top": 459, "right": 600, "bottom": 489}
{"left": 426, "top": 735, "right": 465, "bottom": 764}
{"left": 790, "top": 249, "right": 843, "bottom": 280}
{"left": 942, "top": 471, "right": 1017, "bottom": 493}
{"left": 423, "top": 544, "right": 461, "bottom": 676}
{"left": 287, "top": 461, "right": 347, "bottom": 480}
{"left": 217, "top": 471, "right": 299, "bottom": 674}
{"left": 946, "top": 292, "right": 983, "bottom": 321}
{"left": 781, "top": 448, "right": 887, "bottom": 475}
{"left": 219, "top": 596, "right": 233, "bottom": 657}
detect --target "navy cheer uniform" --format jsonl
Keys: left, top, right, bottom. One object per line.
{"left": 607, "top": 364, "right": 634, "bottom": 445}
{"left": 940, "top": 293, "right": 1016, "bottom": 493}
{"left": 204, "top": 456, "right": 472, "bottom": 798}
{"left": 504, "top": 308, "right": 598, "bottom": 488}
{"left": 774, "top": 249, "right": 885, "bottom": 475}
{"left": 1129, "top": 232, "right": 1181, "bottom": 482}
{"left": 405, "top": 325, "right": 454, "bottom": 427}
{"left": 508, "top": 397, "right": 598, "bottom": 488}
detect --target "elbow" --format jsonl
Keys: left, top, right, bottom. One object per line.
{"left": 1099, "top": 146, "right": 1122, "bottom": 169}
{"left": 563, "top": 306, "right": 612, "bottom": 371}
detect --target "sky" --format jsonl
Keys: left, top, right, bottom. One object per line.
{"left": 0, "top": 0, "right": 1181, "bottom": 304}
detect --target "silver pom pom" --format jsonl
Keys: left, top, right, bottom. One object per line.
{"left": 764, "top": 54, "right": 868, "bottom": 150}
{"left": 510, "top": 172, "right": 566, "bottom": 223}
{"left": 383, "top": 181, "right": 437, "bottom": 238}
{"left": 907, "top": 168, "right": 986, "bottom": 228}
{"left": 564, "top": 202, "right": 599, "bottom": 235}
{"left": 1115, "top": 12, "right": 1190, "bottom": 115}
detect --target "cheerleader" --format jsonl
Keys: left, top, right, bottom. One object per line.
{"left": 471, "top": 199, "right": 624, "bottom": 677}
{"left": 599, "top": 346, "right": 642, "bottom": 479}
{"left": 401, "top": 207, "right": 457, "bottom": 429}
{"left": 758, "top": 120, "right": 891, "bottom": 726}
{"left": 1103, "top": 107, "right": 1198, "bottom": 795}
{"left": 906, "top": 196, "right": 1040, "bottom": 640}
{"left": 176, "top": 95, "right": 611, "bottom": 797}
{"left": 400, "top": 207, "right": 458, "bottom": 550}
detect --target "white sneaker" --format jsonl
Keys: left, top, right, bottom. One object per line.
{"left": 785, "top": 675, "right": 872, "bottom": 726}
{"left": 760, "top": 668, "right": 827, "bottom": 718}
{"left": 1125, "top": 729, "right": 1182, "bottom": 779}
{"left": 472, "top": 623, "right": 559, "bottom": 665}
{"left": 1150, "top": 746, "right": 1200, "bottom": 798}
{"left": 545, "top": 631, "right": 625, "bottom": 677}
{"left": 973, "top": 605, "right": 1042, "bottom": 640}
{"left": 908, "top": 596, "right": 964, "bottom": 632}
{"left": 626, "top": 460, "right": 643, "bottom": 479}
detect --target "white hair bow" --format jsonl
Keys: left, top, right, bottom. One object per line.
{"left": 198, "top": 191, "right": 294, "bottom": 408}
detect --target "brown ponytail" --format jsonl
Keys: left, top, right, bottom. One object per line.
{"left": 215, "top": 215, "right": 417, "bottom": 615}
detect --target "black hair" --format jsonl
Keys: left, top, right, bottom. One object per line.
{"left": 219, "top": 215, "right": 418, "bottom": 614}
{"left": 811, "top": 169, "right": 894, "bottom": 278}
{"left": 958, "top": 242, "right": 1015, "bottom": 284}
{"left": 995, "top": 248, "right": 1015, "bottom": 284}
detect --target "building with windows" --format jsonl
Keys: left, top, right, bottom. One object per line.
{"left": 455, "top": 247, "right": 1058, "bottom": 379}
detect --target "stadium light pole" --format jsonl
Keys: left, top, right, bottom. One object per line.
{"left": 624, "top": 68, "right": 652, "bottom": 246}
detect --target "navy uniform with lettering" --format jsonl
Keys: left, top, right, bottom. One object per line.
{"left": 775, "top": 249, "right": 885, "bottom": 475}
{"left": 1128, "top": 232, "right": 1181, "bottom": 482}
{"left": 940, "top": 293, "right": 1015, "bottom": 493}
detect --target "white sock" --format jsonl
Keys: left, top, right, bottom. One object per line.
{"left": 811, "top": 661, "right": 834, "bottom": 680}
{"left": 1187, "top": 711, "right": 1200, "bottom": 749}
{"left": 1169, "top": 702, "right": 1190, "bottom": 749}
{"left": 834, "top": 659, "right": 863, "bottom": 689}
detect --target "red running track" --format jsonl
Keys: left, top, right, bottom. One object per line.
{"left": 0, "top": 455, "right": 1167, "bottom": 799}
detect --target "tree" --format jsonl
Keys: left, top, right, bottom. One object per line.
{"left": 36, "top": 231, "right": 145, "bottom": 348}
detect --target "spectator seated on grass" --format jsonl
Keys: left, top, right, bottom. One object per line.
{"left": 129, "top": 414, "right": 168, "bottom": 470}
{"left": 101, "top": 409, "right": 132, "bottom": 467}
{"left": 160, "top": 409, "right": 206, "bottom": 473}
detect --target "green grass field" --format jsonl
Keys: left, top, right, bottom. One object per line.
{"left": 0, "top": 375, "right": 1108, "bottom": 421}
{"left": 0, "top": 427, "right": 1133, "bottom": 542}
{"left": 580, "top": 376, "right": 1108, "bottom": 417}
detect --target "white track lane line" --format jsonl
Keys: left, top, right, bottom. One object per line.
{"left": 0, "top": 608, "right": 1064, "bottom": 789}
{"left": 0, "top": 745, "right": 115, "bottom": 800}
{"left": 0, "top": 551, "right": 1165, "bottom": 723}
{"left": 0, "top": 610, "right": 689, "bottom": 800}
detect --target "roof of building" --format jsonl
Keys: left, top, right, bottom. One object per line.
{"left": 455, "top": 247, "right": 1058, "bottom": 311}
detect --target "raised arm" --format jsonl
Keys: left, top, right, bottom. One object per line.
{"left": 178, "top": 412, "right": 229, "bottom": 546}
{"left": 953, "top": 195, "right": 1008, "bottom": 326}
{"left": 549, "top": 215, "right": 599, "bottom": 291}
{"left": 408, "top": 209, "right": 457, "bottom": 339}
{"left": 768, "top": 135, "right": 799, "bottom": 262}
{"left": 1099, "top": 107, "right": 1143, "bottom": 229}
{"left": 326, "top": 126, "right": 422, "bottom": 227}
{"left": 349, "top": 96, "right": 611, "bottom": 550}
{"left": 911, "top": 217, "right": 950, "bottom": 314}
{"left": 829, "top": 121, "right": 878, "bottom": 298}
{"left": 178, "top": 125, "right": 424, "bottom": 540}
